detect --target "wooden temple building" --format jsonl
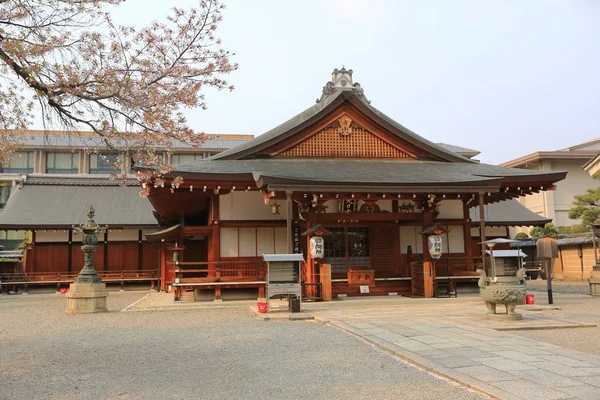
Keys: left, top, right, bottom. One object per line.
{"left": 144, "top": 68, "right": 566, "bottom": 300}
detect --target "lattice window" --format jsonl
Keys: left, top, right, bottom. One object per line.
{"left": 277, "top": 121, "right": 414, "bottom": 158}
{"left": 370, "top": 227, "right": 395, "bottom": 276}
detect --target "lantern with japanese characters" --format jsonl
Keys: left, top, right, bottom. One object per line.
{"left": 428, "top": 235, "right": 443, "bottom": 260}
{"left": 420, "top": 223, "right": 448, "bottom": 261}
{"left": 310, "top": 236, "right": 325, "bottom": 259}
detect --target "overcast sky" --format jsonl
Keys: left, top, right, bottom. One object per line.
{"left": 108, "top": 0, "right": 600, "bottom": 165}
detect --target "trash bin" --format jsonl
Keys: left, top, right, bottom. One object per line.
{"left": 290, "top": 298, "right": 301, "bottom": 313}
{"left": 526, "top": 294, "right": 535, "bottom": 304}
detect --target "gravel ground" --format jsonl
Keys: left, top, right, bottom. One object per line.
{"left": 0, "top": 292, "right": 488, "bottom": 400}
{"left": 512, "top": 282, "right": 600, "bottom": 356}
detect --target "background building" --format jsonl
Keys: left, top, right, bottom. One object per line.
{"left": 501, "top": 138, "right": 600, "bottom": 233}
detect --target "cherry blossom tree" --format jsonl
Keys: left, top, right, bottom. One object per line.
{"left": 0, "top": 0, "right": 237, "bottom": 187}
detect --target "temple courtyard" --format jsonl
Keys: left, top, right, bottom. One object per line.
{"left": 1, "top": 284, "right": 600, "bottom": 399}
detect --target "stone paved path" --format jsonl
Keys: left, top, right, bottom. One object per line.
{"left": 307, "top": 296, "right": 600, "bottom": 400}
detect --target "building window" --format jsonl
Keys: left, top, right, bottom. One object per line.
{"left": 89, "top": 153, "right": 120, "bottom": 174}
{"left": 0, "top": 151, "right": 34, "bottom": 173}
{"left": 46, "top": 152, "right": 80, "bottom": 174}
{"left": 171, "top": 153, "right": 206, "bottom": 165}
{"left": 0, "top": 184, "right": 11, "bottom": 209}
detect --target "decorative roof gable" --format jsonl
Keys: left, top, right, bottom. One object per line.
{"left": 273, "top": 114, "right": 415, "bottom": 159}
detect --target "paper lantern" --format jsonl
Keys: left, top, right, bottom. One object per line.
{"left": 310, "top": 236, "right": 325, "bottom": 259}
{"left": 428, "top": 235, "right": 443, "bottom": 260}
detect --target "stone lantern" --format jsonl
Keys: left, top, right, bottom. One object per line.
{"left": 65, "top": 205, "right": 109, "bottom": 314}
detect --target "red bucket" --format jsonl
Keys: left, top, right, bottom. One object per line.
{"left": 526, "top": 294, "right": 535, "bottom": 304}
{"left": 59, "top": 287, "right": 68, "bottom": 295}
{"left": 257, "top": 302, "right": 268, "bottom": 313}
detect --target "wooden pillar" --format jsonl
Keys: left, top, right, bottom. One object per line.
{"left": 159, "top": 241, "right": 167, "bottom": 291}
{"left": 286, "top": 191, "right": 293, "bottom": 253}
{"left": 421, "top": 208, "right": 434, "bottom": 297}
{"left": 463, "top": 201, "right": 474, "bottom": 267}
{"left": 479, "top": 191, "right": 486, "bottom": 269}
{"left": 27, "top": 230, "right": 36, "bottom": 274}
{"left": 103, "top": 231, "right": 108, "bottom": 273}
{"left": 67, "top": 230, "right": 73, "bottom": 273}
{"left": 137, "top": 230, "right": 143, "bottom": 271}
{"left": 320, "top": 264, "right": 332, "bottom": 301}
{"left": 209, "top": 195, "right": 220, "bottom": 278}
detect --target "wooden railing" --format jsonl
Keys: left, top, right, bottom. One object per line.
{"left": 0, "top": 270, "right": 159, "bottom": 292}
{"left": 168, "top": 260, "right": 266, "bottom": 301}
{"left": 433, "top": 256, "right": 483, "bottom": 277}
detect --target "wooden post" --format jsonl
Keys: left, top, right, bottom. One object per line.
{"left": 286, "top": 191, "right": 293, "bottom": 253}
{"left": 421, "top": 207, "right": 434, "bottom": 297}
{"left": 159, "top": 241, "right": 167, "bottom": 291}
{"left": 479, "top": 191, "right": 486, "bottom": 269}
{"left": 67, "top": 230, "right": 73, "bottom": 273}
{"left": 320, "top": 264, "right": 332, "bottom": 301}
{"left": 210, "top": 195, "right": 220, "bottom": 278}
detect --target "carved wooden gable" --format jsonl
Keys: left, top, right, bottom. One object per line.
{"left": 274, "top": 115, "right": 416, "bottom": 159}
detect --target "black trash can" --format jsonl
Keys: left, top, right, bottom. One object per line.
{"left": 290, "top": 298, "right": 301, "bottom": 313}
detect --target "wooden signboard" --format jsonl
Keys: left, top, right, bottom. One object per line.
{"left": 348, "top": 267, "right": 375, "bottom": 287}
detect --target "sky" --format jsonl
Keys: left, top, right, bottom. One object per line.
{"left": 105, "top": 0, "right": 600, "bottom": 165}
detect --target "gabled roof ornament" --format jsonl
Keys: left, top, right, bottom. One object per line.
{"left": 316, "top": 67, "right": 371, "bottom": 104}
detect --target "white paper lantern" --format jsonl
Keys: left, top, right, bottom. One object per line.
{"left": 428, "top": 235, "right": 443, "bottom": 260}
{"left": 310, "top": 236, "right": 325, "bottom": 259}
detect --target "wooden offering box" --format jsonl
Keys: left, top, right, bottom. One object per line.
{"left": 348, "top": 267, "right": 375, "bottom": 287}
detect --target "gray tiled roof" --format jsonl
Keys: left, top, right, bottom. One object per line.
{"left": 437, "top": 143, "right": 480, "bottom": 158}
{"left": 210, "top": 91, "right": 473, "bottom": 162}
{"left": 16, "top": 135, "right": 248, "bottom": 150}
{"left": 469, "top": 200, "right": 551, "bottom": 226}
{"left": 172, "top": 159, "right": 566, "bottom": 187}
{"left": 0, "top": 180, "right": 158, "bottom": 228}
{"left": 511, "top": 232, "right": 599, "bottom": 248}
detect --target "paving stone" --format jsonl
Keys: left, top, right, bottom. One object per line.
{"left": 410, "top": 335, "right": 450, "bottom": 345}
{"left": 445, "top": 347, "right": 495, "bottom": 359}
{"left": 580, "top": 368, "right": 600, "bottom": 374}
{"left": 489, "top": 379, "right": 573, "bottom": 400}
{"left": 392, "top": 340, "right": 434, "bottom": 352}
{"left": 558, "top": 385, "right": 600, "bottom": 400}
{"left": 448, "top": 336, "right": 486, "bottom": 346}
{"left": 509, "top": 345, "right": 553, "bottom": 355}
{"left": 573, "top": 375, "right": 600, "bottom": 388}
{"left": 513, "top": 368, "right": 583, "bottom": 387}
{"left": 426, "top": 353, "right": 482, "bottom": 368}
{"left": 539, "top": 355, "right": 596, "bottom": 368}
{"left": 454, "top": 365, "right": 518, "bottom": 382}
{"left": 348, "top": 322, "right": 377, "bottom": 329}
{"left": 360, "top": 327, "right": 389, "bottom": 335}
{"left": 474, "top": 357, "right": 537, "bottom": 372}
{"left": 526, "top": 361, "right": 595, "bottom": 377}
{"left": 374, "top": 332, "right": 410, "bottom": 343}
{"left": 431, "top": 341, "right": 465, "bottom": 349}
{"left": 491, "top": 350, "right": 544, "bottom": 363}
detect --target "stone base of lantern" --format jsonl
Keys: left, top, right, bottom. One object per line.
{"left": 65, "top": 283, "right": 108, "bottom": 314}
{"left": 487, "top": 312, "right": 523, "bottom": 321}
{"left": 590, "top": 267, "right": 600, "bottom": 296}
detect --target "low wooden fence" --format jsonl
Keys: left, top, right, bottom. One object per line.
{"left": 0, "top": 270, "right": 159, "bottom": 293}
{"left": 170, "top": 260, "right": 266, "bottom": 301}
